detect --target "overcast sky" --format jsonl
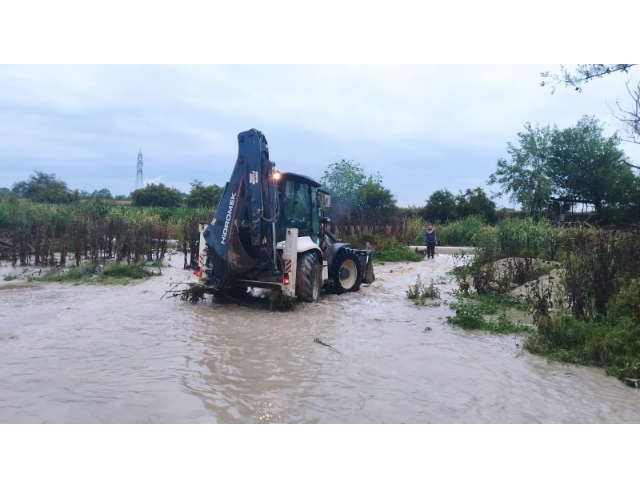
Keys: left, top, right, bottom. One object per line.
{"left": 1, "top": 64, "right": 638, "bottom": 207}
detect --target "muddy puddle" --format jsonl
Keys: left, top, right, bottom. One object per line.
{"left": 1, "top": 255, "right": 639, "bottom": 423}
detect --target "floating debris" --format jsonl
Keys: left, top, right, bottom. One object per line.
{"left": 269, "top": 292, "right": 297, "bottom": 311}
{"left": 164, "top": 283, "right": 209, "bottom": 303}
{"left": 314, "top": 338, "right": 342, "bottom": 354}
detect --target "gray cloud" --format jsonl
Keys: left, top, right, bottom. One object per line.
{"left": 1, "top": 65, "right": 638, "bottom": 206}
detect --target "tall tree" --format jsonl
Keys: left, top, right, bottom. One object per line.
{"left": 11, "top": 171, "right": 76, "bottom": 204}
{"left": 487, "top": 123, "right": 555, "bottom": 213}
{"left": 424, "top": 189, "right": 457, "bottom": 223}
{"left": 456, "top": 187, "right": 497, "bottom": 223}
{"left": 355, "top": 174, "right": 397, "bottom": 217}
{"left": 184, "top": 180, "right": 224, "bottom": 208}
{"left": 548, "top": 116, "right": 634, "bottom": 210}
{"left": 490, "top": 117, "right": 636, "bottom": 214}
{"left": 320, "top": 159, "right": 366, "bottom": 210}
{"left": 131, "top": 183, "right": 183, "bottom": 207}
{"left": 90, "top": 188, "right": 114, "bottom": 200}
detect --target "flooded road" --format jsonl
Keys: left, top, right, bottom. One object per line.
{"left": 1, "top": 255, "right": 639, "bottom": 423}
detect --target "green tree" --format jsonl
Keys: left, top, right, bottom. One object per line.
{"left": 131, "top": 183, "right": 183, "bottom": 207}
{"left": 90, "top": 188, "right": 114, "bottom": 200}
{"left": 541, "top": 64, "right": 640, "bottom": 169}
{"left": 425, "top": 189, "right": 458, "bottom": 223}
{"left": 11, "top": 171, "right": 76, "bottom": 204}
{"left": 184, "top": 180, "right": 224, "bottom": 208}
{"left": 489, "top": 117, "right": 636, "bottom": 215}
{"left": 0, "top": 187, "right": 11, "bottom": 199}
{"left": 355, "top": 174, "right": 397, "bottom": 217}
{"left": 548, "top": 116, "right": 635, "bottom": 211}
{"left": 320, "top": 159, "right": 366, "bottom": 210}
{"left": 456, "top": 187, "right": 498, "bottom": 223}
{"left": 487, "top": 123, "right": 555, "bottom": 213}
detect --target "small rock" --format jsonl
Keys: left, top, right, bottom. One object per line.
{"left": 423, "top": 326, "right": 432, "bottom": 332}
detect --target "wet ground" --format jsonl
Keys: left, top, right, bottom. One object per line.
{"left": 1, "top": 254, "right": 639, "bottom": 423}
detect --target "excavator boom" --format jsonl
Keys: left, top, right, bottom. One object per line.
{"left": 201, "top": 129, "right": 278, "bottom": 288}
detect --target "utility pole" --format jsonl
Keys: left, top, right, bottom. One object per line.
{"left": 135, "top": 149, "right": 144, "bottom": 190}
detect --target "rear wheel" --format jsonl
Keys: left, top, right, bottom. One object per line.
{"left": 296, "top": 251, "right": 322, "bottom": 302}
{"left": 330, "top": 248, "right": 362, "bottom": 294}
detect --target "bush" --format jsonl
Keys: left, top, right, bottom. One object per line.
{"left": 374, "top": 241, "right": 423, "bottom": 262}
{"left": 101, "top": 263, "right": 150, "bottom": 279}
{"left": 40, "top": 263, "right": 96, "bottom": 282}
{"left": 436, "top": 215, "right": 486, "bottom": 246}
{"left": 447, "top": 300, "right": 532, "bottom": 334}
{"left": 406, "top": 275, "right": 441, "bottom": 305}
{"left": 525, "top": 313, "right": 640, "bottom": 380}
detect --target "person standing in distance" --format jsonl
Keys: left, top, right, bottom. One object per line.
{"left": 426, "top": 224, "right": 437, "bottom": 259}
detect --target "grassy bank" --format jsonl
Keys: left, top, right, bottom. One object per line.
{"left": 38, "top": 262, "right": 154, "bottom": 285}
{"left": 439, "top": 223, "right": 640, "bottom": 385}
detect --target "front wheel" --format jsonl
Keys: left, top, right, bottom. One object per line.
{"left": 296, "top": 251, "right": 322, "bottom": 302}
{"left": 330, "top": 248, "right": 362, "bottom": 294}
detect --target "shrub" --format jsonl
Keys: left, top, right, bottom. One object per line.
{"left": 101, "top": 263, "right": 150, "bottom": 279}
{"left": 406, "top": 275, "right": 441, "bottom": 305}
{"left": 40, "top": 262, "right": 96, "bottom": 282}
{"left": 525, "top": 313, "right": 640, "bottom": 380}
{"left": 447, "top": 301, "right": 532, "bottom": 334}
{"left": 372, "top": 239, "right": 422, "bottom": 262}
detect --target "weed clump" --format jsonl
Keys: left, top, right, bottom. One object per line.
{"left": 101, "top": 263, "right": 150, "bottom": 279}
{"left": 525, "top": 313, "right": 640, "bottom": 381}
{"left": 406, "top": 275, "right": 441, "bottom": 306}
{"left": 176, "top": 283, "right": 209, "bottom": 303}
{"left": 40, "top": 262, "right": 96, "bottom": 282}
{"left": 373, "top": 239, "right": 423, "bottom": 263}
{"left": 269, "top": 292, "right": 297, "bottom": 311}
{"left": 38, "top": 262, "right": 151, "bottom": 285}
{"left": 447, "top": 300, "right": 532, "bottom": 335}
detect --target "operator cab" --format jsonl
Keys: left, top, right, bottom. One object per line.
{"left": 276, "top": 172, "right": 325, "bottom": 246}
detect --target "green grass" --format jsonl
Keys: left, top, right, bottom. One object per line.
{"left": 100, "top": 263, "right": 150, "bottom": 279}
{"left": 447, "top": 300, "right": 533, "bottom": 334}
{"left": 39, "top": 262, "right": 151, "bottom": 285}
{"left": 525, "top": 314, "right": 640, "bottom": 381}
{"left": 458, "top": 290, "right": 527, "bottom": 314}
{"left": 40, "top": 263, "right": 97, "bottom": 282}
{"left": 406, "top": 275, "right": 441, "bottom": 306}
{"left": 3, "top": 274, "right": 18, "bottom": 281}
{"left": 373, "top": 241, "right": 423, "bottom": 263}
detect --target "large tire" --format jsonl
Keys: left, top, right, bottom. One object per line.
{"left": 330, "top": 248, "right": 362, "bottom": 294}
{"left": 296, "top": 251, "right": 322, "bottom": 302}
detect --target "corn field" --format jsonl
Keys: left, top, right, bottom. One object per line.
{"left": 0, "top": 200, "right": 211, "bottom": 268}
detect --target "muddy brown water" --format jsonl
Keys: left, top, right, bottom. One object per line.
{"left": 1, "top": 256, "right": 639, "bottom": 423}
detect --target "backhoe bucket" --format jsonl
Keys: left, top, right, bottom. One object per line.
{"left": 354, "top": 249, "right": 375, "bottom": 284}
